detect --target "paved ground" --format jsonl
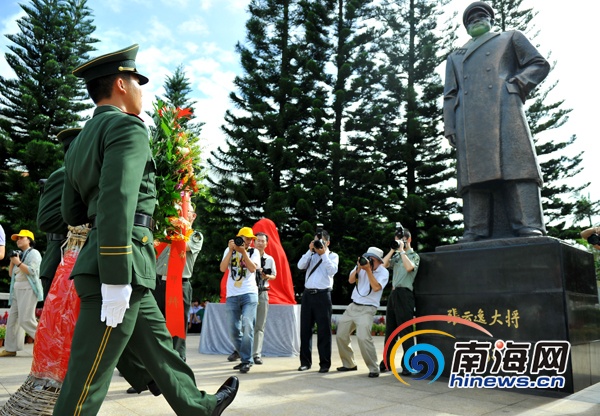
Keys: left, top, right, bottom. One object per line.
{"left": 1, "top": 334, "right": 600, "bottom": 415}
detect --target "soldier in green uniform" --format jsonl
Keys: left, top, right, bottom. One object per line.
{"left": 53, "top": 44, "right": 238, "bottom": 416}
{"left": 39, "top": 128, "right": 161, "bottom": 396}
{"left": 37, "top": 128, "right": 81, "bottom": 297}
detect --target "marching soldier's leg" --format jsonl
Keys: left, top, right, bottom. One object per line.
{"left": 117, "top": 343, "right": 154, "bottom": 393}
{"left": 53, "top": 275, "right": 139, "bottom": 416}
{"left": 127, "top": 288, "right": 217, "bottom": 416}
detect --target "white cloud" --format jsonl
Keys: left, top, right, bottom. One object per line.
{"left": 188, "top": 57, "right": 221, "bottom": 75}
{"left": 178, "top": 18, "right": 209, "bottom": 36}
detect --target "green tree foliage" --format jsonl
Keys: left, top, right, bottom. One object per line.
{"left": 210, "top": 0, "right": 457, "bottom": 302}
{"left": 0, "top": 0, "right": 96, "bottom": 247}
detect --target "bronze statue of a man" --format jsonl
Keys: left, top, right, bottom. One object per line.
{"left": 443, "top": 1, "right": 550, "bottom": 242}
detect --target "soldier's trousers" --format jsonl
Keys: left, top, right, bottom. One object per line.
{"left": 53, "top": 275, "right": 216, "bottom": 416}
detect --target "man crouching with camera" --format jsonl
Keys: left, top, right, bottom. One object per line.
{"left": 581, "top": 226, "right": 600, "bottom": 250}
{"left": 220, "top": 227, "right": 260, "bottom": 373}
{"left": 336, "top": 247, "right": 389, "bottom": 378}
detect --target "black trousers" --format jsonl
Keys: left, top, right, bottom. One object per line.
{"left": 384, "top": 287, "right": 415, "bottom": 370}
{"left": 300, "top": 291, "right": 332, "bottom": 369}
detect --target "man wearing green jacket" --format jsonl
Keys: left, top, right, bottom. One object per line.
{"left": 53, "top": 44, "right": 237, "bottom": 416}
{"left": 37, "top": 128, "right": 81, "bottom": 297}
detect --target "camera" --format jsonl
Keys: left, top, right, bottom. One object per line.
{"left": 234, "top": 236, "right": 245, "bottom": 247}
{"left": 262, "top": 268, "right": 272, "bottom": 276}
{"left": 358, "top": 256, "right": 373, "bottom": 267}
{"left": 10, "top": 250, "right": 22, "bottom": 258}
{"left": 390, "top": 240, "right": 401, "bottom": 250}
{"left": 588, "top": 233, "right": 600, "bottom": 246}
{"left": 313, "top": 239, "right": 324, "bottom": 250}
{"left": 315, "top": 223, "right": 324, "bottom": 240}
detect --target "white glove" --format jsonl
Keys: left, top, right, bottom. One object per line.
{"left": 100, "top": 283, "right": 132, "bottom": 328}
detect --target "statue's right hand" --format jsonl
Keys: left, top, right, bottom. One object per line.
{"left": 447, "top": 134, "right": 457, "bottom": 148}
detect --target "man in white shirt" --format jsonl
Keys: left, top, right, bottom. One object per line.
{"left": 220, "top": 227, "right": 260, "bottom": 374}
{"left": 336, "top": 247, "right": 389, "bottom": 378}
{"left": 297, "top": 228, "right": 339, "bottom": 373}
{"left": 252, "top": 232, "right": 277, "bottom": 364}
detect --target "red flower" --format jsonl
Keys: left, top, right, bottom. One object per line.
{"left": 176, "top": 107, "right": 193, "bottom": 120}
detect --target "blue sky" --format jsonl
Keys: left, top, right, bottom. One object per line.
{"left": 0, "top": 0, "right": 597, "bottom": 225}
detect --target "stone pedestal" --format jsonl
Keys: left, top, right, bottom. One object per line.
{"left": 414, "top": 237, "right": 600, "bottom": 393}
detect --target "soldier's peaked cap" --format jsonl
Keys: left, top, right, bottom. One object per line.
{"left": 73, "top": 44, "right": 149, "bottom": 85}
{"left": 57, "top": 128, "right": 82, "bottom": 152}
{"left": 463, "top": 1, "right": 494, "bottom": 27}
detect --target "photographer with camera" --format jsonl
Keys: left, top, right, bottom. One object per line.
{"left": 336, "top": 247, "right": 389, "bottom": 378}
{"left": 220, "top": 227, "right": 260, "bottom": 373}
{"left": 581, "top": 226, "right": 600, "bottom": 250}
{"left": 251, "top": 232, "right": 277, "bottom": 365}
{"left": 0, "top": 230, "right": 43, "bottom": 357}
{"left": 380, "top": 227, "right": 420, "bottom": 375}
{"left": 297, "top": 226, "right": 339, "bottom": 373}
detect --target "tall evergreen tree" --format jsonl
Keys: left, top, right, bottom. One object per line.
{"left": 488, "top": 0, "right": 593, "bottom": 239}
{"left": 0, "top": 0, "right": 96, "bottom": 239}
{"left": 367, "top": 0, "right": 458, "bottom": 251}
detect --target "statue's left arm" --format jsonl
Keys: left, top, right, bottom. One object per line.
{"left": 507, "top": 31, "right": 550, "bottom": 102}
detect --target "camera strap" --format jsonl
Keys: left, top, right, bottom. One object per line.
{"left": 305, "top": 258, "right": 323, "bottom": 282}
{"left": 354, "top": 269, "right": 373, "bottom": 297}
{"left": 256, "top": 255, "right": 266, "bottom": 289}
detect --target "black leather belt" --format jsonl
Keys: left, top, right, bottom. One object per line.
{"left": 47, "top": 233, "right": 66, "bottom": 241}
{"left": 392, "top": 286, "right": 412, "bottom": 292}
{"left": 304, "top": 288, "right": 331, "bottom": 295}
{"left": 353, "top": 301, "right": 375, "bottom": 307}
{"left": 91, "top": 213, "right": 155, "bottom": 230}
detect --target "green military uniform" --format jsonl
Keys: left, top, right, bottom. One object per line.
{"left": 38, "top": 128, "right": 154, "bottom": 394}
{"left": 37, "top": 129, "right": 81, "bottom": 297}
{"left": 53, "top": 45, "right": 216, "bottom": 416}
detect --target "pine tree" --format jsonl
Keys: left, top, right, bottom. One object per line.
{"left": 208, "top": 0, "right": 304, "bottom": 232}
{"left": 0, "top": 0, "right": 96, "bottom": 239}
{"left": 367, "top": 0, "right": 458, "bottom": 251}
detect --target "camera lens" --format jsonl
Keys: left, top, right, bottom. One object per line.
{"left": 391, "top": 240, "right": 400, "bottom": 250}
{"left": 313, "top": 239, "right": 324, "bottom": 250}
{"left": 588, "top": 234, "right": 600, "bottom": 246}
{"left": 358, "top": 256, "right": 369, "bottom": 266}
{"left": 234, "top": 236, "right": 245, "bottom": 246}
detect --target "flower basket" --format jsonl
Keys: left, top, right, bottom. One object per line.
{"left": 150, "top": 100, "right": 203, "bottom": 243}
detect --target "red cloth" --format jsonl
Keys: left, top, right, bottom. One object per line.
{"left": 220, "top": 218, "right": 296, "bottom": 304}
{"left": 31, "top": 250, "right": 81, "bottom": 382}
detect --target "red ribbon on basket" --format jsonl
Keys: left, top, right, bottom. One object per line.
{"left": 163, "top": 194, "right": 189, "bottom": 338}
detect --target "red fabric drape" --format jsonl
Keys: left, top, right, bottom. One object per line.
{"left": 164, "top": 195, "right": 188, "bottom": 338}
{"left": 31, "top": 250, "right": 81, "bottom": 381}
{"left": 220, "top": 218, "right": 295, "bottom": 304}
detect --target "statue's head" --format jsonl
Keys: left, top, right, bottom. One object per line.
{"left": 463, "top": 1, "right": 494, "bottom": 38}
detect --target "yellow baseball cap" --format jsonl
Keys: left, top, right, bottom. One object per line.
{"left": 11, "top": 229, "right": 35, "bottom": 241}
{"left": 236, "top": 227, "right": 256, "bottom": 239}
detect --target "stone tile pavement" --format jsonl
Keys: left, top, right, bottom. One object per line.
{"left": 1, "top": 334, "right": 599, "bottom": 415}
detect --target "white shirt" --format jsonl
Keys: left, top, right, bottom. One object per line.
{"left": 258, "top": 252, "right": 276, "bottom": 289}
{"left": 350, "top": 265, "right": 389, "bottom": 307}
{"left": 298, "top": 249, "right": 339, "bottom": 290}
{"left": 223, "top": 247, "right": 261, "bottom": 297}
